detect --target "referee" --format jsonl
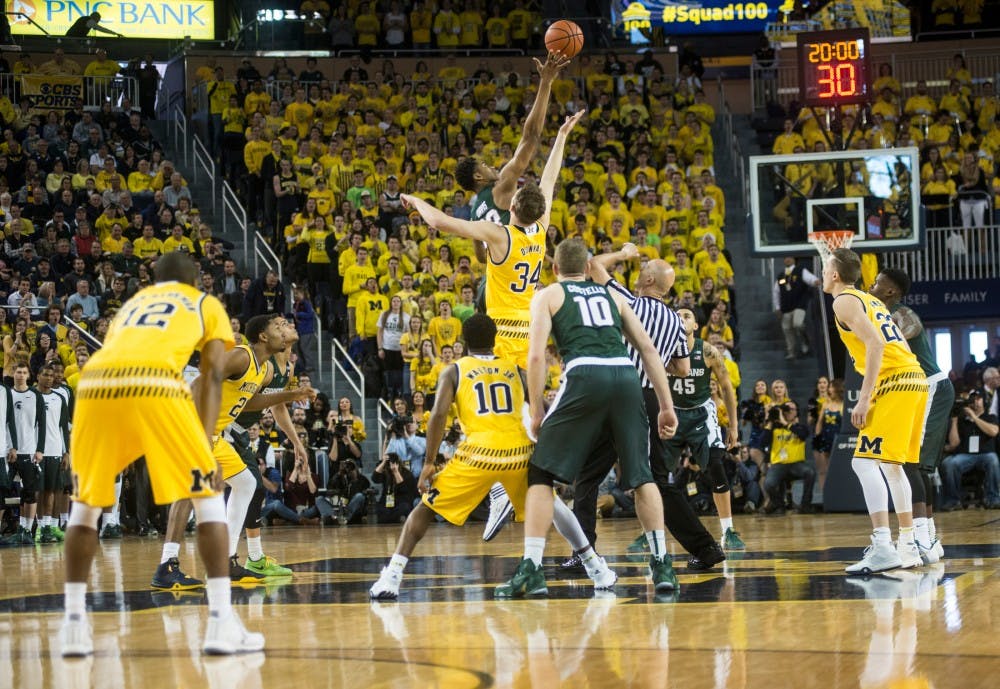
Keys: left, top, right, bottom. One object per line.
{"left": 561, "top": 243, "right": 726, "bottom": 572}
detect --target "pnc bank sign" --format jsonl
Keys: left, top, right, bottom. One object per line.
{"left": 9, "top": 0, "right": 216, "bottom": 40}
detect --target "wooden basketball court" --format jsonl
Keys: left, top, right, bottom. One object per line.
{"left": 1, "top": 511, "right": 997, "bottom": 688}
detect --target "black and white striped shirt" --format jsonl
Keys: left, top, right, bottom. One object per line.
{"left": 606, "top": 279, "right": 689, "bottom": 389}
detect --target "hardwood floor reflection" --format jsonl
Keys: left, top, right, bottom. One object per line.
{"left": 0, "top": 510, "right": 997, "bottom": 688}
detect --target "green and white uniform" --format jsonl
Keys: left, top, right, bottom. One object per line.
{"left": 532, "top": 281, "right": 654, "bottom": 488}
{"left": 471, "top": 184, "right": 510, "bottom": 312}
{"left": 891, "top": 303, "right": 954, "bottom": 472}
{"left": 663, "top": 338, "right": 725, "bottom": 471}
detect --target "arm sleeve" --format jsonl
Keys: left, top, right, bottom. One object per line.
{"left": 35, "top": 393, "right": 46, "bottom": 454}
{"left": 6, "top": 389, "right": 16, "bottom": 451}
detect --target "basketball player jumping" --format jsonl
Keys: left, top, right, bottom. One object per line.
{"left": 824, "top": 249, "right": 928, "bottom": 574}
{"left": 454, "top": 51, "right": 570, "bottom": 540}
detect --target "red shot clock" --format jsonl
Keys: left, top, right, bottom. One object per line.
{"left": 797, "top": 28, "right": 872, "bottom": 107}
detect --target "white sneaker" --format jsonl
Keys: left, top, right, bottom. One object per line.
{"left": 586, "top": 557, "right": 618, "bottom": 591}
{"left": 845, "top": 538, "right": 902, "bottom": 574}
{"left": 202, "top": 611, "right": 265, "bottom": 655}
{"left": 369, "top": 566, "right": 403, "bottom": 600}
{"left": 931, "top": 538, "right": 944, "bottom": 560}
{"left": 897, "top": 540, "right": 922, "bottom": 569}
{"left": 482, "top": 486, "right": 514, "bottom": 542}
{"left": 917, "top": 540, "right": 940, "bottom": 565}
{"left": 370, "top": 601, "right": 409, "bottom": 642}
{"left": 59, "top": 614, "right": 93, "bottom": 657}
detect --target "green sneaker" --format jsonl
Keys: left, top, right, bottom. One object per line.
{"left": 625, "top": 533, "right": 651, "bottom": 553}
{"left": 16, "top": 527, "right": 34, "bottom": 545}
{"left": 51, "top": 525, "right": 65, "bottom": 542}
{"left": 494, "top": 559, "right": 548, "bottom": 598}
{"left": 648, "top": 555, "right": 679, "bottom": 593}
{"left": 722, "top": 528, "right": 746, "bottom": 551}
{"left": 39, "top": 525, "right": 58, "bottom": 544}
{"left": 244, "top": 554, "right": 293, "bottom": 577}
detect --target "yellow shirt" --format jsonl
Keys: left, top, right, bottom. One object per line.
{"left": 834, "top": 288, "right": 922, "bottom": 376}
{"left": 133, "top": 236, "right": 163, "bottom": 259}
{"left": 214, "top": 345, "right": 269, "bottom": 436}
{"left": 301, "top": 228, "right": 332, "bottom": 264}
{"left": 427, "top": 315, "right": 462, "bottom": 351}
{"left": 91, "top": 283, "right": 234, "bottom": 375}
{"left": 356, "top": 293, "right": 388, "bottom": 338}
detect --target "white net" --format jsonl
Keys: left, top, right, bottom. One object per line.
{"left": 808, "top": 231, "right": 856, "bottom": 265}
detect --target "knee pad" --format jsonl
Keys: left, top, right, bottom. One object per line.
{"left": 191, "top": 493, "right": 227, "bottom": 525}
{"left": 243, "top": 483, "right": 265, "bottom": 530}
{"left": 903, "top": 463, "right": 926, "bottom": 504}
{"left": 707, "top": 450, "right": 730, "bottom": 494}
{"left": 67, "top": 502, "right": 103, "bottom": 529}
{"left": 20, "top": 490, "right": 37, "bottom": 505}
{"left": 527, "top": 463, "right": 557, "bottom": 488}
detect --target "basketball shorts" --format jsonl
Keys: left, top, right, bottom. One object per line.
{"left": 0, "top": 457, "right": 9, "bottom": 491}
{"left": 214, "top": 437, "right": 251, "bottom": 482}
{"left": 532, "top": 361, "right": 653, "bottom": 488}
{"left": 918, "top": 374, "right": 955, "bottom": 472}
{"left": 492, "top": 315, "right": 529, "bottom": 371}
{"left": 855, "top": 369, "right": 928, "bottom": 465}
{"left": 663, "top": 402, "right": 726, "bottom": 470}
{"left": 41, "top": 456, "right": 63, "bottom": 491}
{"left": 71, "top": 370, "right": 219, "bottom": 507}
{"left": 16, "top": 455, "right": 40, "bottom": 492}
{"left": 422, "top": 442, "right": 532, "bottom": 525}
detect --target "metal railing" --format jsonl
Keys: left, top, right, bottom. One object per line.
{"left": 330, "top": 337, "right": 366, "bottom": 431}
{"left": 252, "top": 230, "right": 282, "bottom": 285}
{"left": 221, "top": 180, "right": 249, "bottom": 268}
{"left": 884, "top": 223, "right": 1000, "bottom": 282}
{"left": 375, "top": 397, "right": 395, "bottom": 464}
{"left": 314, "top": 313, "right": 324, "bottom": 385}
{"left": 190, "top": 134, "right": 217, "bottom": 214}
{"left": 169, "top": 104, "right": 189, "bottom": 168}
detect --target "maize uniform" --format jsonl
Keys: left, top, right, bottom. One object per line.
{"left": 422, "top": 354, "right": 532, "bottom": 525}
{"left": 213, "top": 344, "right": 270, "bottom": 480}
{"left": 71, "top": 283, "right": 235, "bottom": 507}
{"left": 485, "top": 222, "right": 545, "bottom": 370}
{"left": 835, "top": 288, "right": 928, "bottom": 464}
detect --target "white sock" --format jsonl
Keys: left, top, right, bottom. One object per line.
{"left": 645, "top": 530, "right": 667, "bottom": 559}
{"left": 898, "top": 525, "right": 915, "bottom": 546}
{"left": 19, "top": 516, "right": 27, "bottom": 529}
{"left": 524, "top": 536, "right": 546, "bottom": 566}
{"left": 388, "top": 553, "right": 408, "bottom": 573}
{"left": 872, "top": 527, "right": 892, "bottom": 546}
{"left": 161, "top": 541, "right": 180, "bottom": 564}
{"left": 65, "top": 582, "right": 87, "bottom": 618}
{"left": 720, "top": 517, "right": 734, "bottom": 533}
{"left": 578, "top": 546, "right": 601, "bottom": 575}
{"left": 246, "top": 536, "right": 263, "bottom": 561}
{"left": 927, "top": 517, "right": 937, "bottom": 542}
{"left": 913, "top": 517, "right": 929, "bottom": 545}
{"left": 111, "top": 479, "right": 122, "bottom": 522}
{"left": 103, "top": 511, "right": 118, "bottom": 527}
{"left": 206, "top": 577, "right": 232, "bottom": 619}
{"left": 60, "top": 512, "right": 69, "bottom": 525}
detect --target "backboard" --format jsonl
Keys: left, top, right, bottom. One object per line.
{"left": 748, "top": 146, "right": 924, "bottom": 256}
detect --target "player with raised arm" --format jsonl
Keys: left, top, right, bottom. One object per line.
{"left": 60, "top": 252, "right": 263, "bottom": 657}
{"left": 824, "top": 249, "right": 928, "bottom": 574}
{"left": 494, "top": 238, "right": 680, "bottom": 597}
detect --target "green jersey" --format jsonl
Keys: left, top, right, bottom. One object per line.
{"left": 890, "top": 303, "right": 940, "bottom": 376}
{"left": 669, "top": 338, "right": 711, "bottom": 409}
{"left": 234, "top": 354, "right": 292, "bottom": 427}
{"left": 551, "top": 281, "right": 628, "bottom": 363}
{"left": 471, "top": 184, "right": 511, "bottom": 225}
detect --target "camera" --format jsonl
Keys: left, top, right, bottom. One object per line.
{"left": 390, "top": 414, "right": 412, "bottom": 436}
{"left": 768, "top": 406, "right": 784, "bottom": 423}
{"left": 332, "top": 422, "right": 349, "bottom": 439}
{"left": 444, "top": 423, "right": 461, "bottom": 444}
{"left": 951, "top": 398, "right": 970, "bottom": 417}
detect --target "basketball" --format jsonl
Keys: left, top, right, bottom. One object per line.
{"left": 544, "top": 20, "right": 584, "bottom": 59}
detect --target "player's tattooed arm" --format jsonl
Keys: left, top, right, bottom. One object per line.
{"left": 890, "top": 305, "right": 923, "bottom": 340}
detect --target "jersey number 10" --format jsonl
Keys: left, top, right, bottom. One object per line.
{"left": 573, "top": 295, "right": 615, "bottom": 328}
{"left": 473, "top": 381, "right": 513, "bottom": 415}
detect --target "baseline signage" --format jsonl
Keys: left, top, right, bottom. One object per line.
{"left": 903, "top": 278, "right": 1000, "bottom": 322}
{"left": 20, "top": 75, "right": 84, "bottom": 116}
{"left": 8, "top": 0, "right": 216, "bottom": 40}
{"left": 617, "top": 1, "right": 780, "bottom": 35}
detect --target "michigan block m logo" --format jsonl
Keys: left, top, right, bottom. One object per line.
{"left": 858, "top": 436, "right": 883, "bottom": 455}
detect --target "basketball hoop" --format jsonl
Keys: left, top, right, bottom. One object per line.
{"left": 808, "top": 230, "right": 856, "bottom": 264}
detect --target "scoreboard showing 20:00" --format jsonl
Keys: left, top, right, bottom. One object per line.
{"left": 796, "top": 28, "right": 872, "bottom": 107}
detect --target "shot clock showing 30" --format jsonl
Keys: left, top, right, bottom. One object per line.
{"left": 797, "top": 28, "right": 872, "bottom": 107}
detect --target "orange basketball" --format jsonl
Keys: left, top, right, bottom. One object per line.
{"left": 544, "top": 20, "right": 584, "bottom": 59}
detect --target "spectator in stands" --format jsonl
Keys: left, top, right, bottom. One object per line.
{"left": 940, "top": 389, "right": 999, "bottom": 510}
{"left": 373, "top": 452, "right": 418, "bottom": 523}
{"left": 66, "top": 279, "right": 99, "bottom": 323}
{"left": 384, "top": 414, "right": 426, "bottom": 477}
{"left": 242, "top": 269, "right": 285, "bottom": 320}
{"left": 329, "top": 459, "right": 371, "bottom": 524}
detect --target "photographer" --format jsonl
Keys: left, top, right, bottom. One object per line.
{"left": 384, "top": 414, "right": 427, "bottom": 477}
{"left": 259, "top": 455, "right": 304, "bottom": 525}
{"left": 328, "top": 459, "right": 371, "bottom": 524}
{"left": 940, "top": 390, "right": 1000, "bottom": 510}
{"left": 327, "top": 409, "right": 362, "bottom": 467}
{"left": 762, "top": 401, "right": 816, "bottom": 514}
{"left": 372, "top": 452, "right": 418, "bottom": 524}
{"left": 282, "top": 451, "right": 319, "bottom": 521}
{"left": 438, "top": 421, "right": 464, "bottom": 461}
